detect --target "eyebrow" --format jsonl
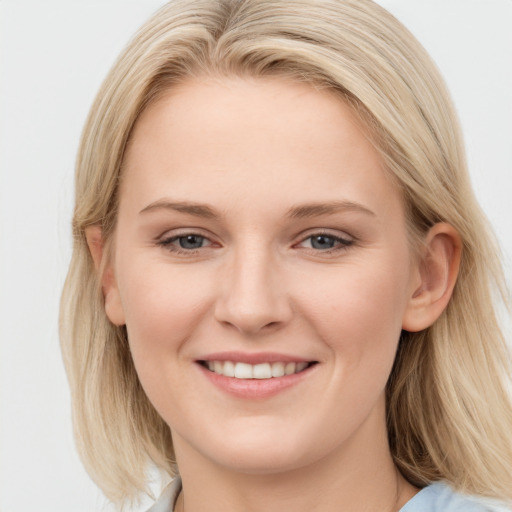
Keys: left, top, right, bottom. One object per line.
{"left": 286, "top": 200, "right": 375, "bottom": 219}
{"left": 139, "top": 199, "right": 376, "bottom": 219}
{"left": 140, "top": 200, "right": 218, "bottom": 218}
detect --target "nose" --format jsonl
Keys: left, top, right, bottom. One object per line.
{"left": 214, "top": 246, "right": 293, "bottom": 335}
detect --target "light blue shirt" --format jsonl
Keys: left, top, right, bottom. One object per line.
{"left": 146, "top": 478, "right": 511, "bottom": 512}
{"left": 400, "top": 482, "right": 511, "bottom": 512}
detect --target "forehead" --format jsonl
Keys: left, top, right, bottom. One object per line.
{"left": 120, "top": 75, "right": 401, "bottom": 221}
{"left": 126, "top": 75, "right": 370, "bottom": 160}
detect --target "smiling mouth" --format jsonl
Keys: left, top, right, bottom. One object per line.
{"left": 199, "top": 360, "right": 318, "bottom": 379}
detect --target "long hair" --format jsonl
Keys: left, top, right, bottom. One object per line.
{"left": 60, "top": 0, "right": 512, "bottom": 506}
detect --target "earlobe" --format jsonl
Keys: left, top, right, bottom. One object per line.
{"left": 84, "top": 225, "right": 126, "bottom": 326}
{"left": 402, "top": 223, "right": 462, "bottom": 332}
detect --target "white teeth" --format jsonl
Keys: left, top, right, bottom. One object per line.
{"left": 234, "top": 362, "right": 253, "bottom": 379}
{"left": 205, "top": 360, "right": 312, "bottom": 379}
{"left": 271, "top": 362, "right": 285, "bottom": 377}
{"left": 223, "top": 360, "right": 235, "bottom": 377}
{"left": 253, "top": 363, "right": 272, "bottom": 379}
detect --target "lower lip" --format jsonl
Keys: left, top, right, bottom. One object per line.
{"left": 197, "top": 363, "right": 317, "bottom": 399}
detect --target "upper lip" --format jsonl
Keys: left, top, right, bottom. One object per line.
{"left": 197, "top": 351, "right": 315, "bottom": 365}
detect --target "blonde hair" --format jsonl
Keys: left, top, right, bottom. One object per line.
{"left": 60, "top": 0, "right": 512, "bottom": 506}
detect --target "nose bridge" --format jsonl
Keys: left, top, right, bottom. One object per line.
{"left": 215, "top": 239, "right": 291, "bottom": 334}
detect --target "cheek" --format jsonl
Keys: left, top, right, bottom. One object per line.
{"left": 116, "top": 262, "right": 220, "bottom": 423}
{"left": 301, "top": 256, "right": 411, "bottom": 373}
{"left": 289, "top": 259, "right": 412, "bottom": 441}
{"left": 117, "top": 260, "right": 214, "bottom": 369}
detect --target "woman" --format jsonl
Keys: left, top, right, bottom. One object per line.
{"left": 60, "top": 1, "right": 512, "bottom": 510}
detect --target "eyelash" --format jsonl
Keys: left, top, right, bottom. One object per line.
{"left": 156, "top": 233, "right": 214, "bottom": 256}
{"left": 156, "top": 230, "right": 355, "bottom": 257}
{"left": 296, "top": 231, "right": 354, "bottom": 253}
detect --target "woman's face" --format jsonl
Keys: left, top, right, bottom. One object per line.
{"left": 107, "top": 76, "right": 421, "bottom": 474}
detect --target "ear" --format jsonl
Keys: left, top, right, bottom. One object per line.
{"left": 402, "top": 223, "right": 462, "bottom": 332}
{"left": 85, "top": 225, "right": 126, "bottom": 326}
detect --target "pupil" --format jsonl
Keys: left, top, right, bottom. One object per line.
{"left": 311, "top": 235, "right": 335, "bottom": 249}
{"left": 179, "top": 235, "right": 203, "bottom": 249}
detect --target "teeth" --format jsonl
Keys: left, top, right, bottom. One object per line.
{"left": 205, "top": 360, "right": 311, "bottom": 379}
{"left": 234, "top": 362, "right": 253, "bottom": 379}
{"left": 296, "top": 362, "right": 308, "bottom": 372}
{"left": 284, "top": 362, "right": 296, "bottom": 375}
{"left": 271, "top": 362, "right": 285, "bottom": 377}
{"left": 223, "top": 360, "right": 235, "bottom": 377}
{"left": 253, "top": 363, "right": 271, "bottom": 379}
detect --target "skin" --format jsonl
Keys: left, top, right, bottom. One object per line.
{"left": 87, "top": 76, "right": 461, "bottom": 512}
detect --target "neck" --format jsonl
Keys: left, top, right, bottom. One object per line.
{"left": 175, "top": 462, "right": 414, "bottom": 512}
{"left": 172, "top": 401, "right": 419, "bottom": 512}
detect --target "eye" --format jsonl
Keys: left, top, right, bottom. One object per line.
{"left": 296, "top": 232, "right": 354, "bottom": 253}
{"left": 157, "top": 233, "right": 214, "bottom": 254}
{"left": 175, "top": 234, "right": 208, "bottom": 249}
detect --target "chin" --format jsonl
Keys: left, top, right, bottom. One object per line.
{"left": 197, "top": 423, "right": 329, "bottom": 476}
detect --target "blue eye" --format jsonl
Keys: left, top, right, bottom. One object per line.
{"left": 176, "top": 234, "right": 207, "bottom": 249}
{"left": 158, "top": 233, "right": 212, "bottom": 254}
{"left": 309, "top": 235, "right": 338, "bottom": 249}
{"left": 298, "top": 233, "right": 354, "bottom": 252}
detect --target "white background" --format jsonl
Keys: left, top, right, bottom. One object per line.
{"left": 0, "top": 1, "right": 511, "bottom": 511}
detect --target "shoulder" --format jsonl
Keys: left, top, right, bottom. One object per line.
{"left": 400, "top": 482, "right": 512, "bottom": 512}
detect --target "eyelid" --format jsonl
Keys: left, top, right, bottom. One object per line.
{"left": 155, "top": 228, "right": 219, "bottom": 255}
{"left": 293, "top": 229, "right": 355, "bottom": 253}
{"left": 155, "top": 226, "right": 218, "bottom": 244}
{"left": 295, "top": 228, "right": 354, "bottom": 243}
